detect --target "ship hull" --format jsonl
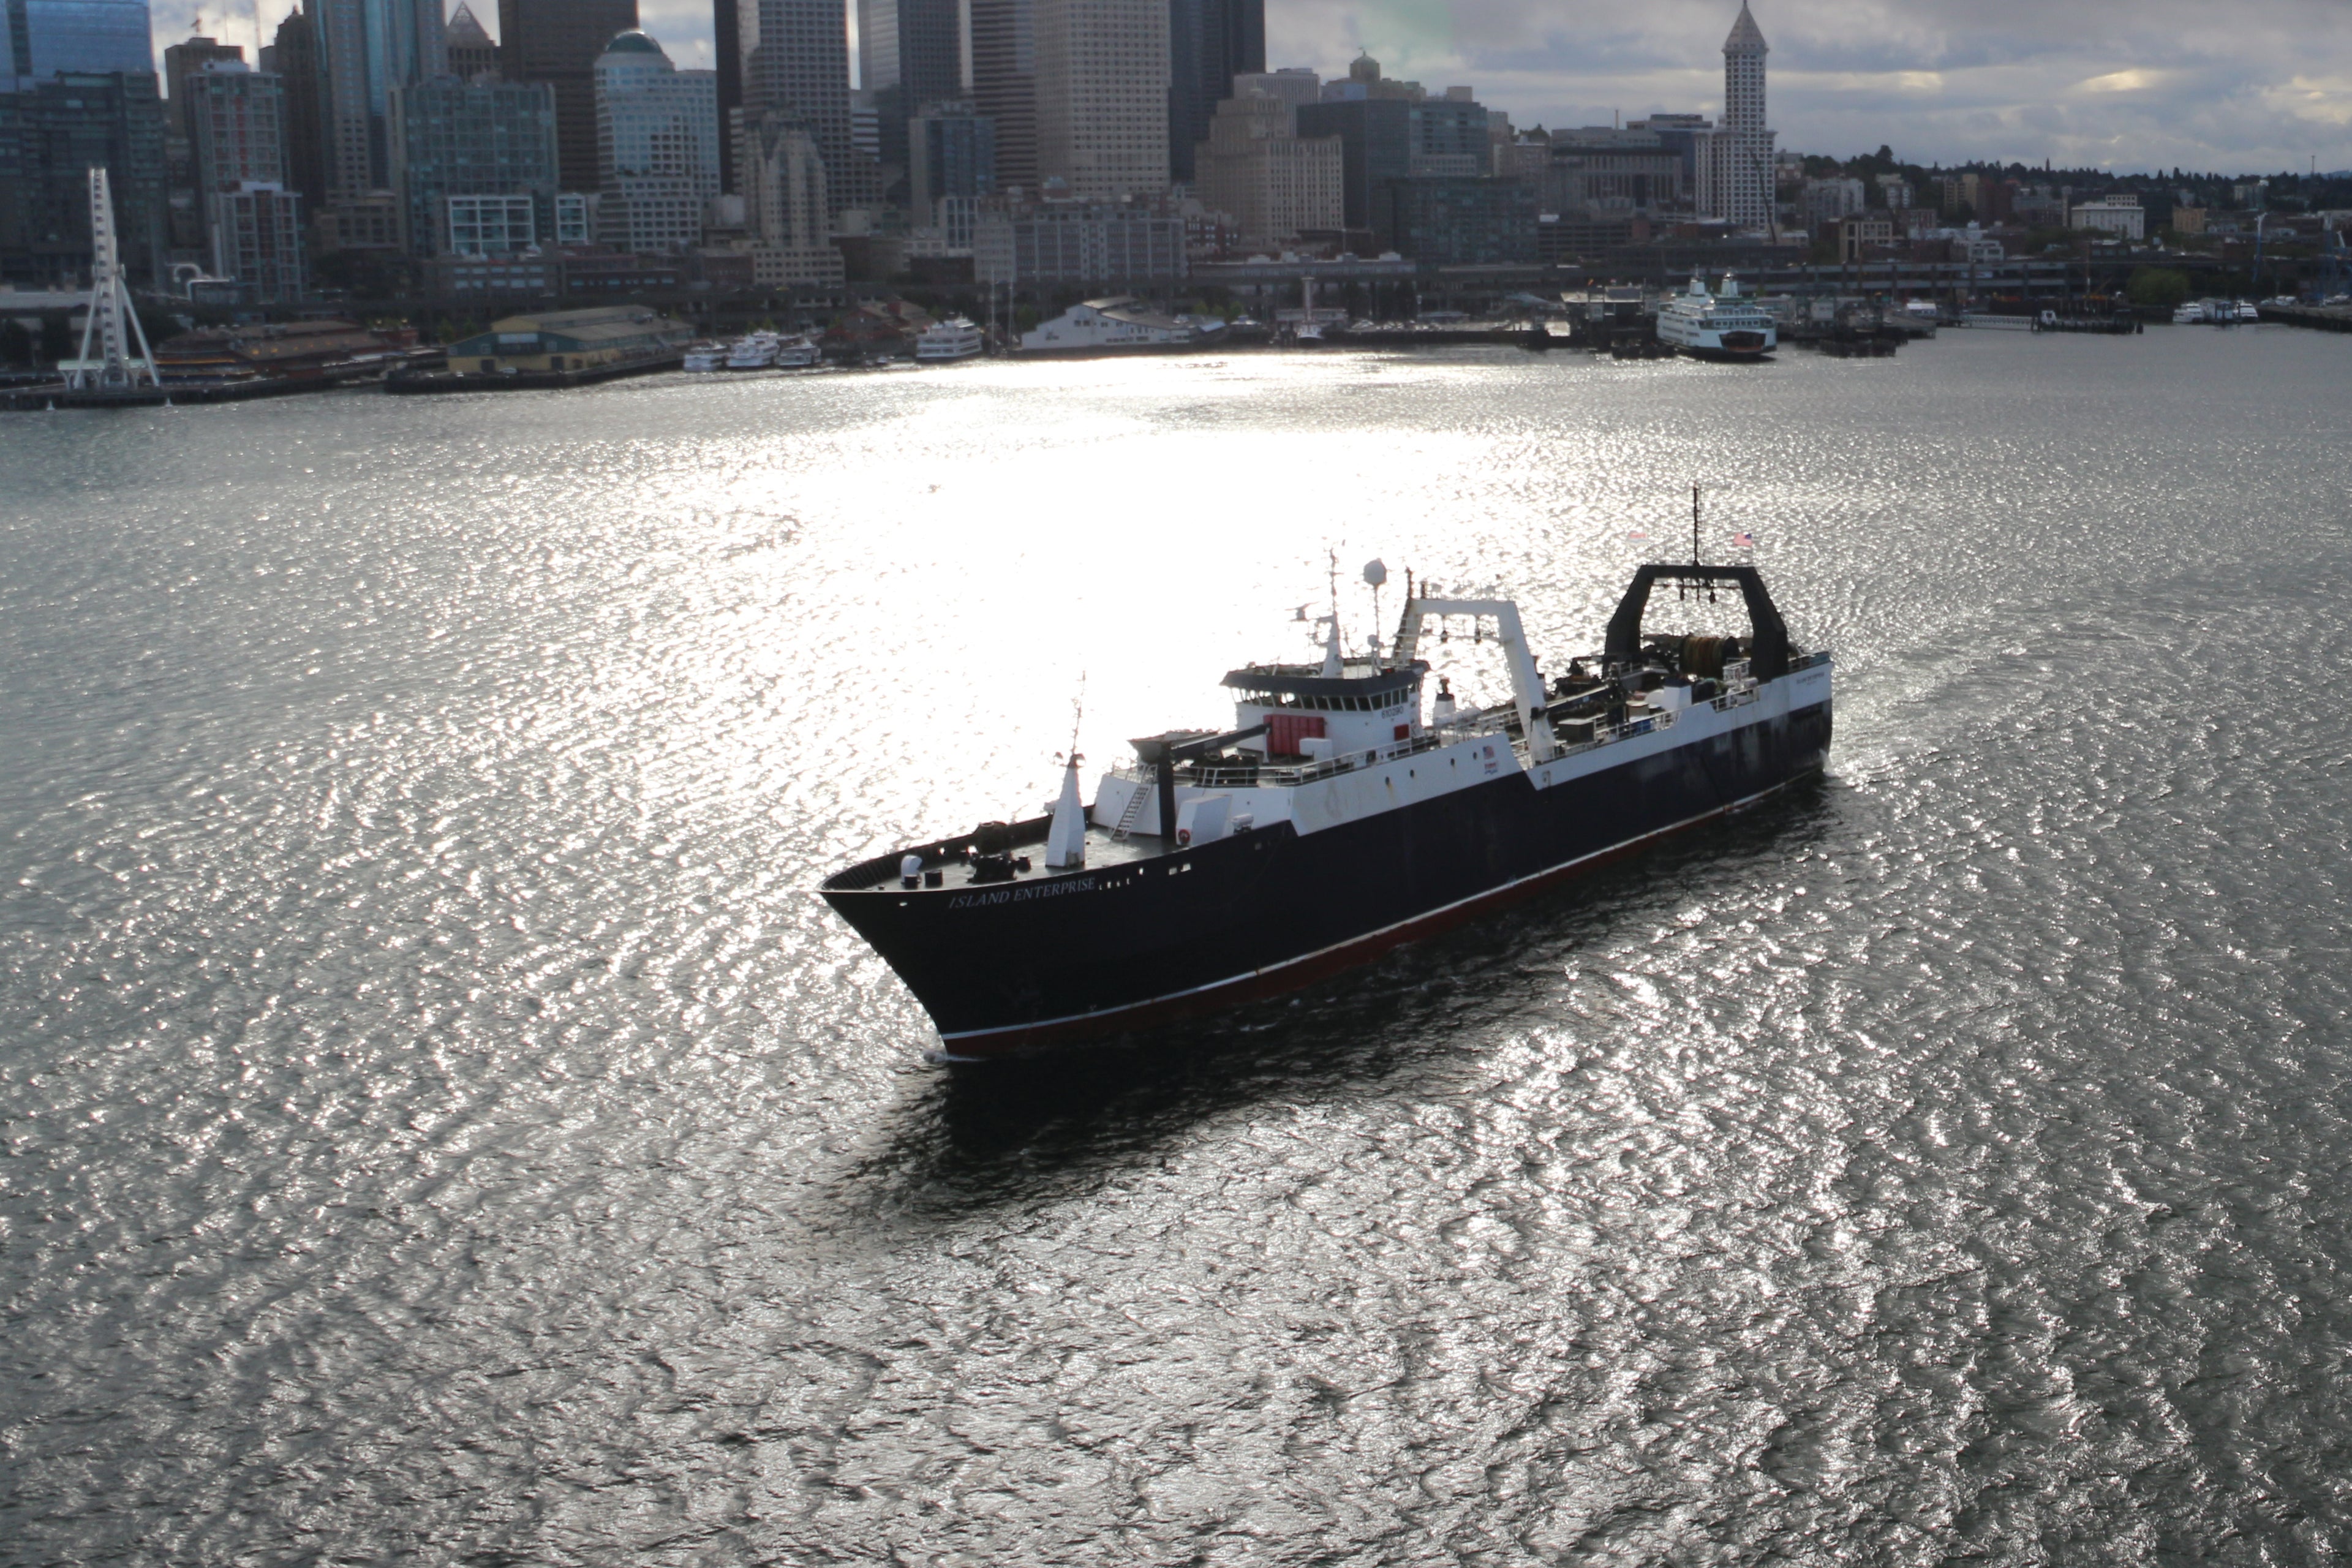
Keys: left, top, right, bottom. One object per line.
{"left": 823, "top": 695, "right": 1830, "bottom": 1058}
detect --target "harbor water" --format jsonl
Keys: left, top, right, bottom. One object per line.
{"left": 4, "top": 330, "right": 2351, "bottom": 1563}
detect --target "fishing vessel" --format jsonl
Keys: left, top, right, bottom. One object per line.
{"left": 821, "top": 552, "right": 1833, "bottom": 1059}
{"left": 915, "top": 317, "right": 987, "bottom": 361}
{"left": 1655, "top": 274, "right": 1777, "bottom": 361}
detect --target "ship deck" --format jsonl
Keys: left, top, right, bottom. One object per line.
{"left": 823, "top": 652, "right": 1831, "bottom": 898}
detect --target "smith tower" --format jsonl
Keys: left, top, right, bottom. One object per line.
{"left": 1706, "top": 1, "right": 1773, "bottom": 230}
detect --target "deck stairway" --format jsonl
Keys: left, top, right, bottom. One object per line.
{"left": 1110, "top": 766, "right": 1153, "bottom": 841}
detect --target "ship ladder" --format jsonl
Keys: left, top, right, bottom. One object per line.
{"left": 1110, "top": 768, "right": 1153, "bottom": 841}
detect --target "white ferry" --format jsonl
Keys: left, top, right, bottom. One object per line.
{"left": 774, "top": 333, "right": 820, "bottom": 368}
{"left": 725, "top": 331, "right": 780, "bottom": 369}
{"left": 915, "top": 318, "right": 986, "bottom": 362}
{"left": 1655, "top": 274, "right": 1777, "bottom": 361}
{"left": 682, "top": 341, "right": 725, "bottom": 372}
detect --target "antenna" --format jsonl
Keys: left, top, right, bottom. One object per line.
{"left": 1327, "top": 546, "right": 1341, "bottom": 647}
{"left": 1692, "top": 483, "right": 1701, "bottom": 566}
{"left": 1065, "top": 672, "right": 1086, "bottom": 762}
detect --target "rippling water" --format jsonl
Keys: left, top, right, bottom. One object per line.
{"left": 6, "top": 330, "right": 2352, "bottom": 1564}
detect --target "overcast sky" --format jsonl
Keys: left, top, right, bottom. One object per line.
{"left": 166, "top": 0, "right": 2352, "bottom": 175}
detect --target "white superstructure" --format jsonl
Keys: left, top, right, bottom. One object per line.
{"left": 915, "top": 317, "right": 986, "bottom": 361}
{"left": 1085, "top": 594, "right": 1831, "bottom": 846}
{"left": 726, "top": 330, "right": 780, "bottom": 369}
{"left": 1655, "top": 273, "right": 1778, "bottom": 360}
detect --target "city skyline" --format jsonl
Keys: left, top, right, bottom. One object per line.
{"left": 141, "top": 0, "right": 2352, "bottom": 176}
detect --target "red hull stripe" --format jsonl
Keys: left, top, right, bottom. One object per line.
{"left": 928, "top": 773, "right": 1811, "bottom": 1061}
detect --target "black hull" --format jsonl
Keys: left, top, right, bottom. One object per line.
{"left": 823, "top": 699, "right": 1831, "bottom": 1058}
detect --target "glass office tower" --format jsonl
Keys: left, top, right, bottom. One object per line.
{"left": 6, "top": 0, "right": 154, "bottom": 81}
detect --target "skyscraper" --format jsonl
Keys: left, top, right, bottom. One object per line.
{"left": 390, "top": 74, "right": 557, "bottom": 254}
{"left": 186, "top": 62, "right": 283, "bottom": 191}
{"left": 1694, "top": 2, "right": 1772, "bottom": 230}
{"left": 1191, "top": 89, "right": 1338, "bottom": 246}
{"left": 738, "top": 0, "right": 859, "bottom": 214}
{"left": 738, "top": 105, "right": 840, "bottom": 282}
{"left": 445, "top": 2, "right": 498, "bottom": 80}
{"left": 1166, "top": 0, "right": 1260, "bottom": 183}
{"left": 966, "top": 0, "right": 1033, "bottom": 191}
{"left": 592, "top": 29, "right": 717, "bottom": 252}
{"left": 259, "top": 5, "right": 326, "bottom": 213}
{"left": 497, "top": 0, "right": 636, "bottom": 194}
{"left": 186, "top": 62, "right": 305, "bottom": 299}
{"left": 712, "top": 0, "right": 739, "bottom": 191}
{"left": 162, "top": 35, "right": 243, "bottom": 138}
{"left": 907, "top": 99, "right": 992, "bottom": 218}
{"left": 857, "top": 0, "right": 962, "bottom": 181}
{"left": 314, "top": 0, "right": 448, "bottom": 195}
{"left": 5, "top": 0, "right": 154, "bottom": 80}
{"left": 1033, "top": 0, "right": 1166, "bottom": 200}
{"left": 0, "top": 72, "right": 168, "bottom": 282}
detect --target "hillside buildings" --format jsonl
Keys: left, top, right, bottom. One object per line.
{"left": 2070, "top": 195, "right": 2146, "bottom": 240}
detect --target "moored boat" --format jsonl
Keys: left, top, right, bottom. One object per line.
{"left": 914, "top": 317, "right": 986, "bottom": 361}
{"left": 821, "top": 559, "right": 1833, "bottom": 1059}
{"left": 1656, "top": 274, "right": 1778, "bottom": 361}
{"left": 725, "top": 331, "right": 780, "bottom": 369}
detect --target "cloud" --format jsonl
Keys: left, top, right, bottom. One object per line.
{"left": 2078, "top": 68, "right": 2169, "bottom": 94}
{"left": 1264, "top": 0, "right": 2352, "bottom": 170}
{"left": 148, "top": 0, "right": 2352, "bottom": 173}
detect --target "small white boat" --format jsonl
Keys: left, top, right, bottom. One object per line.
{"left": 914, "top": 318, "right": 986, "bottom": 362}
{"left": 2234, "top": 300, "right": 2261, "bottom": 322}
{"left": 726, "top": 331, "right": 781, "bottom": 369}
{"left": 682, "top": 341, "right": 725, "bottom": 372}
{"left": 2172, "top": 301, "right": 2209, "bottom": 325}
{"left": 774, "top": 333, "right": 820, "bottom": 368}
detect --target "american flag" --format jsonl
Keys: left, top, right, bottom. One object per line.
{"left": 1731, "top": 531, "right": 1755, "bottom": 548}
